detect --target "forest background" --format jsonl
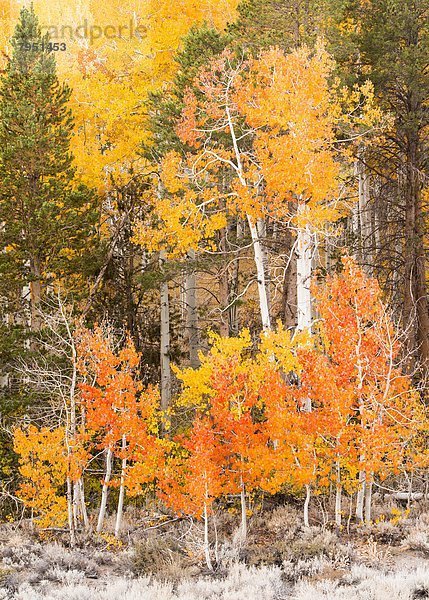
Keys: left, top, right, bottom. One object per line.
{"left": 0, "top": 0, "right": 428, "bottom": 567}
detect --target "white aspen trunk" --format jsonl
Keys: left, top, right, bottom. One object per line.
{"left": 66, "top": 477, "right": 76, "bottom": 547}
{"left": 257, "top": 217, "right": 271, "bottom": 311}
{"left": 186, "top": 249, "right": 200, "bottom": 367}
{"left": 225, "top": 99, "right": 271, "bottom": 333}
{"left": 357, "top": 146, "right": 372, "bottom": 270}
{"left": 296, "top": 207, "right": 312, "bottom": 332}
{"left": 296, "top": 204, "right": 313, "bottom": 411}
{"left": 247, "top": 215, "right": 271, "bottom": 331}
{"left": 335, "top": 486, "right": 342, "bottom": 529}
{"left": 335, "top": 460, "right": 342, "bottom": 528}
{"left": 304, "top": 484, "right": 311, "bottom": 527}
{"left": 115, "top": 435, "right": 127, "bottom": 538}
{"left": 364, "top": 475, "right": 373, "bottom": 524}
{"left": 355, "top": 472, "right": 365, "bottom": 522}
{"left": 213, "top": 511, "right": 219, "bottom": 566}
{"left": 203, "top": 501, "right": 213, "bottom": 571}
{"left": 78, "top": 477, "right": 89, "bottom": 530}
{"left": 347, "top": 494, "right": 354, "bottom": 535}
{"left": 240, "top": 479, "right": 247, "bottom": 542}
{"left": 159, "top": 252, "right": 171, "bottom": 413}
{"left": 60, "top": 293, "right": 84, "bottom": 535}
{"left": 72, "top": 481, "right": 80, "bottom": 529}
{"left": 97, "top": 447, "right": 113, "bottom": 533}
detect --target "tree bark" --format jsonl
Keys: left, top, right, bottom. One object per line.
{"left": 97, "top": 447, "right": 113, "bottom": 533}
{"left": 115, "top": 436, "right": 127, "bottom": 538}
{"left": 364, "top": 475, "right": 373, "bottom": 524}
{"left": 159, "top": 252, "right": 171, "bottom": 413}
{"left": 335, "top": 462, "right": 342, "bottom": 530}
{"left": 304, "top": 484, "right": 311, "bottom": 528}
{"left": 247, "top": 215, "right": 271, "bottom": 331}
{"left": 203, "top": 500, "right": 213, "bottom": 571}
{"left": 402, "top": 133, "right": 429, "bottom": 376}
{"left": 355, "top": 471, "right": 365, "bottom": 522}
{"left": 282, "top": 226, "right": 297, "bottom": 329}
{"left": 240, "top": 479, "right": 247, "bottom": 542}
{"left": 357, "top": 146, "right": 373, "bottom": 272}
{"left": 66, "top": 477, "right": 76, "bottom": 547}
{"left": 296, "top": 203, "right": 312, "bottom": 332}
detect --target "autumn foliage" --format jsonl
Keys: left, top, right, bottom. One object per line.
{"left": 13, "top": 260, "right": 425, "bottom": 539}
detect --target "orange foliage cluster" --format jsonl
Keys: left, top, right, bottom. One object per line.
{"left": 160, "top": 258, "right": 424, "bottom": 519}
{"left": 13, "top": 260, "right": 425, "bottom": 527}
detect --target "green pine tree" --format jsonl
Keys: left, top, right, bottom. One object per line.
{"left": 0, "top": 5, "right": 98, "bottom": 332}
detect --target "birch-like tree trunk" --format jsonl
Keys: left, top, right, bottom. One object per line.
{"left": 225, "top": 99, "right": 271, "bottom": 332}
{"left": 282, "top": 228, "right": 298, "bottom": 329}
{"left": 66, "top": 477, "right": 76, "bottom": 547}
{"left": 159, "top": 252, "right": 171, "bottom": 413}
{"left": 355, "top": 471, "right": 366, "bottom": 522}
{"left": 247, "top": 215, "right": 271, "bottom": 331}
{"left": 203, "top": 499, "right": 213, "bottom": 571}
{"left": 335, "top": 473, "right": 342, "bottom": 528}
{"left": 304, "top": 485, "right": 311, "bottom": 528}
{"left": 357, "top": 146, "right": 373, "bottom": 271}
{"left": 364, "top": 475, "right": 373, "bottom": 524}
{"left": 296, "top": 203, "right": 312, "bottom": 332}
{"left": 240, "top": 478, "right": 247, "bottom": 543}
{"left": 97, "top": 447, "right": 113, "bottom": 533}
{"left": 74, "top": 478, "right": 89, "bottom": 530}
{"left": 115, "top": 435, "right": 127, "bottom": 538}
{"left": 257, "top": 217, "right": 271, "bottom": 312}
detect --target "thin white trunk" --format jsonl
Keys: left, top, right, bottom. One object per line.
{"left": 57, "top": 291, "right": 83, "bottom": 546}
{"left": 78, "top": 477, "right": 89, "bottom": 530}
{"left": 257, "top": 217, "right": 270, "bottom": 310}
{"left": 355, "top": 471, "right": 365, "bottom": 522}
{"left": 72, "top": 481, "right": 80, "bottom": 529}
{"left": 304, "top": 484, "right": 311, "bottom": 527}
{"left": 240, "top": 479, "right": 247, "bottom": 542}
{"left": 203, "top": 501, "right": 213, "bottom": 571}
{"left": 115, "top": 435, "right": 127, "bottom": 538}
{"left": 247, "top": 215, "right": 271, "bottom": 330}
{"left": 159, "top": 252, "right": 171, "bottom": 413}
{"left": 296, "top": 205, "right": 312, "bottom": 332}
{"left": 357, "top": 146, "right": 372, "bottom": 270}
{"left": 335, "top": 460, "right": 342, "bottom": 528}
{"left": 213, "top": 511, "right": 219, "bottom": 565}
{"left": 364, "top": 475, "right": 373, "bottom": 524}
{"left": 225, "top": 97, "right": 271, "bottom": 332}
{"left": 97, "top": 447, "right": 113, "bottom": 533}
{"left": 335, "top": 486, "right": 342, "bottom": 528}
{"left": 66, "top": 477, "right": 75, "bottom": 547}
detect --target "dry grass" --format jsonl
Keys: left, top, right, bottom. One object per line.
{"left": 2, "top": 505, "right": 429, "bottom": 599}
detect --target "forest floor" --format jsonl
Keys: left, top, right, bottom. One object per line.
{"left": 1, "top": 499, "right": 429, "bottom": 599}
